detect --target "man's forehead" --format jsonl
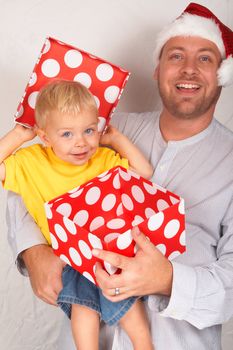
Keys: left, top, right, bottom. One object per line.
{"left": 162, "top": 36, "right": 221, "bottom": 56}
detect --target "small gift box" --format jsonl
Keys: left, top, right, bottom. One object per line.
{"left": 15, "top": 37, "right": 130, "bottom": 130}
{"left": 45, "top": 166, "right": 185, "bottom": 285}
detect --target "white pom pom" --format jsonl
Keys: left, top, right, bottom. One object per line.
{"left": 217, "top": 56, "right": 233, "bottom": 87}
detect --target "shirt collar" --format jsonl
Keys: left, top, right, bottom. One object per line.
{"left": 155, "top": 113, "right": 216, "bottom": 148}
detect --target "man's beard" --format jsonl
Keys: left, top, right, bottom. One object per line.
{"left": 158, "top": 81, "right": 221, "bottom": 120}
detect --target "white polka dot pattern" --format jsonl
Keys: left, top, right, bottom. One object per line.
{"left": 117, "top": 229, "right": 133, "bottom": 250}
{"left": 28, "top": 91, "right": 39, "bottom": 109}
{"left": 83, "top": 271, "right": 95, "bottom": 284}
{"left": 121, "top": 194, "right": 134, "bottom": 211}
{"left": 96, "top": 63, "right": 114, "bottom": 81}
{"left": 164, "top": 219, "right": 180, "bottom": 238}
{"left": 64, "top": 50, "right": 83, "bottom": 68}
{"left": 63, "top": 217, "right": 77, "bottom": 235}
{"left": 73, "top": 210, "right": 89, "bottom": 227}
{"left": 156, "top": 244, "right": 167, "bottom": 255}
{"left": 85, "top": 186, "right": 101, "bottom": 205}
{"left": 50, "top": 233, "right": 59, "bottom": 250}
{"left": 44, "top": 203, "right": 53, "bottom": 219}
{"left": 107, "top": 218, "right": 126, "bottom": 229}
{"left": 69, "top": 247, "right": 82, "bottom": 266}
{"left": 54, "top": 224, "right": 68, "bottom": 242}
{"left": 104, "top": 232, "right": 120, "bottom": 243}
{"left": 88, "top": 233, "right": 103, "bottom": 249}
{"left": 78, "top": 240, "right": 92, "bottom": 260}
{"left": 57, "top": 203, "right": 72, "bottom": 217}
{"left": 102, "top": 194, "right": 116, "bottom": 211}
{"left": 74, "top": 72, "right": 92, "bottom": 88}
{"left": 89, "top": 216, "right": 105, "bottom": 231}
{"left": 42, "top": 59, "right": 60, "bottom": 77}
{"left": 15, "top": 37, "right": 130, "bottom": 128}
{"left": 104, "top": 261, "right": 117, "bottom": 275}
{"left": 148, "top": 212, "right": 164, "bottom": 231}
{"left": 45, "top": 166, "right": 186, "bottom": 286}
{"left": 60, "top": 254, "right": 71, "bottom": 265}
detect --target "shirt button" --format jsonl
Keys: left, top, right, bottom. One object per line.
{"left": 160, "top": 164, "right": 165, "bottom": 171}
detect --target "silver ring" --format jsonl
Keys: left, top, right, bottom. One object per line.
{"left": 115, "top": 287, "right": 120, "bottom": 296}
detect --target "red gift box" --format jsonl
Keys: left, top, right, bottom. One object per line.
{"left": 15, "top": 37, "right": 130, "bottom": 129}
{"left": 45, "top": 166, "right": 185, "bottom": 285}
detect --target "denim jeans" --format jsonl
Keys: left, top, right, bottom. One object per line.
{"left": 57, "top": 265, "right": 137, "bottom": 326}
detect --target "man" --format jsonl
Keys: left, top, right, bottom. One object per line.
{"left": 7, "top": 3, "right": 233, "bottom": 349}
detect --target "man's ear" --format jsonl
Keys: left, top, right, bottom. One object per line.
{"left": 36, "top": 128, "right": 51, "bottom": 146}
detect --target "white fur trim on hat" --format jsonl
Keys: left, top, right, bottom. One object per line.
{"left": 217, "top": 55, "right": 233, "bottom": 87}
{"left": 153, "top": 12, "right": 232, "bottom": 87}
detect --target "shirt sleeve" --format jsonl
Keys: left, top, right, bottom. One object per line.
{"left": 3, "top": 155, "right": 19, "bottom": 193}
{"left": 6, "top": 191, "right": 47, "bottom": 276}
{"left": 148, "top": 196, "right": 233, "bottom": 329}
{"left": 100, "top": 147, "right": 129, "bottom": 170}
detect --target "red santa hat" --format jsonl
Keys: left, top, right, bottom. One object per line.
{"left": 153, "top": 2, "right": 233, "bottom": 87}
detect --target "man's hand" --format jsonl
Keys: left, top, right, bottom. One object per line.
{"left": 22, "top": 244, "right": 65, "bottom": 306}
{"left": 92, "top": 227, "right": 173, "bottom": 302}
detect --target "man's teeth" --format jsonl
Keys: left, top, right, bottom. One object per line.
{"left": 177, "top": 83, "right": 199, "bottom": 89}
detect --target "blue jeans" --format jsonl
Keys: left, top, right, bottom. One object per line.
{"left": 57, "top": 265, "right": 137, "bottom": 326}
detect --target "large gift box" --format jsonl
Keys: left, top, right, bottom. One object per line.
{"left": 45, "top": 166, "right": 185, "bottom": 285}
{"left": 15, "top": 37, "right": 130, "bottom": 130}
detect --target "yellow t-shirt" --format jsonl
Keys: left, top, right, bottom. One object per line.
{"left": 3, "top": 144, "right": 128, "bottom": 244}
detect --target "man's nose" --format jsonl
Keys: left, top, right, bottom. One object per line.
{"left": 181, "top": 57, "right": 199, "bottom": 76}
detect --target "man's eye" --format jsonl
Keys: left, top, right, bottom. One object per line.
{"left": 200, "top": 56, "right": 210, "bottom": 62}
{"left": 170, "top": 53, "right": 182, "bottom": 60}
{"left": 62, "top": 131, "right": 72, "bottom": 137}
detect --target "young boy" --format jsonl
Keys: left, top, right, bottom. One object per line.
{"left": 0, "top": 80, "right": 154, "bottom": 349}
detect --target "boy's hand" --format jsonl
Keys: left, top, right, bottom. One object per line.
{"left": 100, "top": 125, "right": 119, "bottom": 146}
{"left": 13, "top": 124, "right": 37, "bottom": 143}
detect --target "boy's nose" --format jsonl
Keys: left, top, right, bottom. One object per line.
{"left": 74, "top": 136, "right": 86, "bottom": 147}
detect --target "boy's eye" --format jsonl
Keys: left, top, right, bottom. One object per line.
{"left": 85, "top": 128, "right": 94, "bottom": 135}
{"left": 62, "top": 131, "right": 72, "bottom": 138}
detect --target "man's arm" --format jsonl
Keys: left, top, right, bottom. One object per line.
{"left": 93, "top": 206, "right": 233, "bottom": 329}
{"left": 6, "top": 191, "right": 65, "bottom": 305}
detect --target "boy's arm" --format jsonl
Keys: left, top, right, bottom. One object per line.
{"left": 100, "top": 125, "right": 153, "bottom": 179}
{"left": 0, "top": 124, "right": 36, "bottom": 181}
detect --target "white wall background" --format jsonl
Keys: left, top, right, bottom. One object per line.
{"left": 0, "top": 1, "right": 233, "bottom": 349}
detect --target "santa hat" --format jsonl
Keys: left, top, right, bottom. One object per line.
{"left": 153, "top": 2, "right": 233, "bottom": 87}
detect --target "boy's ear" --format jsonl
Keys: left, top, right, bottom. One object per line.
{"left": 153, "top": 65, "right": 159, "bottom": 81}
{"left": 36, "top": 128, "right": 51, "bottom": 146}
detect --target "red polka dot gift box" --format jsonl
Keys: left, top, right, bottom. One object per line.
{"left": 45, "top": 166, "right": 185, "bottom": 285}
{"left": 15, "top": 37, "right": 130, "bottom": 130}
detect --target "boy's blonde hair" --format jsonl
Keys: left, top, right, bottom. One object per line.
{"left": 35, "top": 80, "right": 98, "bottom": 128}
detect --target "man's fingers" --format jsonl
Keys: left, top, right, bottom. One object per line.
{"left": 95, "top": 262, "right": 124, "bottom": 289}
{"left": 131, "top": 226, "right": 157, "bottom": 254}
{"left": 92, "top": 249, "right": 130, "bottom": 270}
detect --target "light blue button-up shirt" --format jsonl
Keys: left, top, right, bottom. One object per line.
{"left": 111, "top": 111, "right": 233, "bottom": 350}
